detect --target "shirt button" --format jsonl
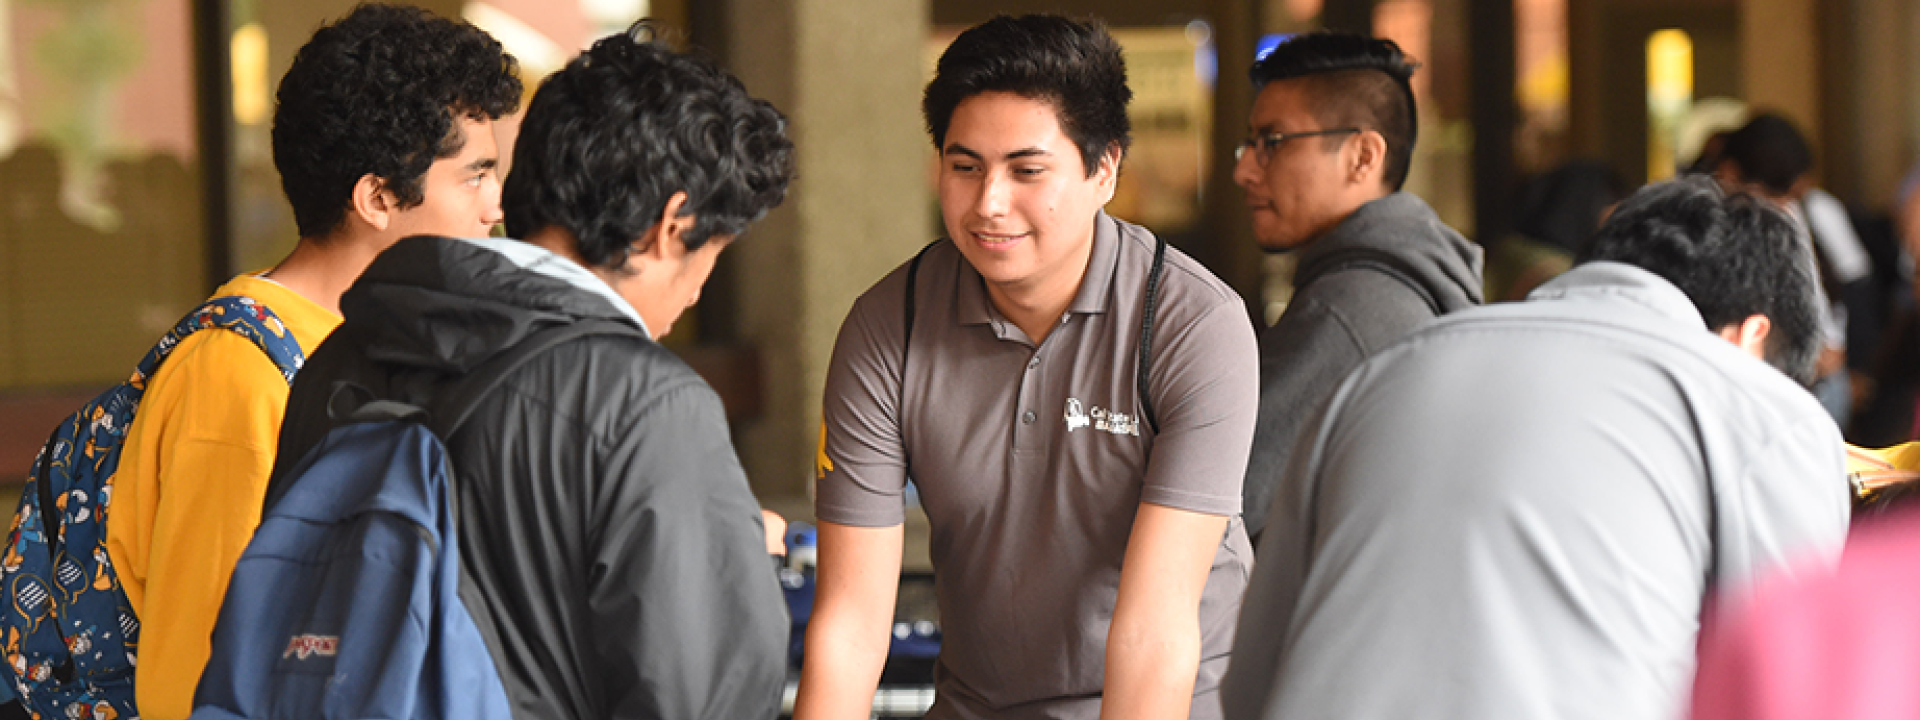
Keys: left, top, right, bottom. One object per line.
{"left": 1022, "top": 411, "right": 1036, "bottom": 424}
{"left": 1028, "top": 356, "right": 1040, "bottom": 369}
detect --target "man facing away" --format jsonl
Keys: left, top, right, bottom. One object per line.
{"left": 1219, "top": 176, "right": 1851, "bottom": 720}
{"left": 1235, "top": 32, "right": 1483, "bottom": 546}
{"left": 263, "top": 26, "right": 794, "bottom": 720}
{"left": 799, "top": 15, "right": 1259, "bottom": 720}
{"left": 105, "top": 6, "right": 520, "bottom": 717}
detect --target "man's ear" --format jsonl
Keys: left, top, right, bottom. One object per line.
{"left": 1095, "top": 142, "right": 1123, "bottom": 205}
{"left": 1716, "top": 314, "right": 1772, "bottom": 360}
{"left": 631, "top": 191, "right": 694, "bottom": 266}
{"left": 1350, "top": 130, "right": 1388, "bottom": 187}
{"left": 350, "top": 173, "right": 395, "bottom": 231}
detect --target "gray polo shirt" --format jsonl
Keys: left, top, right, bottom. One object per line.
{"left": 818, "top": 212, "right": 1259, "bottom": 720}
{"left": 1220, "top": 262, "right": 1850, "bottom": 720}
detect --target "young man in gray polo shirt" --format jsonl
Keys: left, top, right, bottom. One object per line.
{"left": 796, "top": 15, "right": 1259, "bottom": 720}
{"left": 1220, "top": 176, "right": 1850, "bottom": 720}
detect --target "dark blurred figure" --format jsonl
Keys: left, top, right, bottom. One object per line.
{"left": 1484, "top": 160, "right": 1631, "bottom": 302}
{"left": 1713, "top": 113, "right": 1876, "bottom": 427}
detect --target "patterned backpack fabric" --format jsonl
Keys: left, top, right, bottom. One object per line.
{"left": 0, "top": 296, "right": 305, "bottom": 720}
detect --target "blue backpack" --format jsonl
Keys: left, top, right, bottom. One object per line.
{"left": 0, "top": 296, "right": 305, "bottom": 720}
{"left": 191, "top": 320, "right": 634, "bottom": 720}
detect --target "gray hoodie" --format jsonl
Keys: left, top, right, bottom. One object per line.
{"left": 1242, "top": 192, "right": 1483, "bottom": 543}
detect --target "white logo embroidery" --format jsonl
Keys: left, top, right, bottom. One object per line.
{"left": 1064, "top": 399, "right": 1090, "bottom": 432}
{"left": 1064, "top": 398, "right": 1138, "bottom": 436}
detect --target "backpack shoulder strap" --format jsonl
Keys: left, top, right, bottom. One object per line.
{"left": 1137, "top": 236, "right": 1167, "bottom": 435}
{"left": 429, "top": 319, "right": 645, "bottom": 439}
{"left": 1301, "top": 249, "right": 1443, "bottom": 317}
{"left": 901, "top": 240, "right": 941, "bottom": 376}
{"left": 136, "top": 296, "right": 307, "bottom": 387}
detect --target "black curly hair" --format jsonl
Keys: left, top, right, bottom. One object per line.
{"left": 1579, "top": 175, "right": 1822, "bottom": 385}
{"left": 502, "top": 25, "right": 794, "bottom": 270}
{"left": 1251, "top": 32, "right": 1419, "bottom": 191}
{"left": 923, "top": 15, "right": 1132, "bottom": 178}
{"left": 272, "top": 3, "right": 521, "bottom": 239}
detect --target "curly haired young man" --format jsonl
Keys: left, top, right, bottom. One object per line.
{"left": 105, "top": 7, "right": 521, "bottom": 717}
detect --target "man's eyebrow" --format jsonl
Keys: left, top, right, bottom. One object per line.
{"left": 466, "top": 157, "right": 498, "bottom": 172}
{"left": 941, "top": 143, "right": 1052, "bottom": 161}
{"left": 943, "top": 143, "right": 983, "bottom": 160}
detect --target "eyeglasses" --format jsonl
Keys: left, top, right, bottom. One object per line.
{"left": 1234, "top": 127, "right": 1362, "bottom": 166}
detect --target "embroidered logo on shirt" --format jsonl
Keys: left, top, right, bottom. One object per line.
{"left": 1064, "top": 398, "right": 1138, "bottom": 436}
{"left": 283, "top": 634, "right": 339, "bottom": 660}
{"left": 815, "top": 420, "right": 835, "bottom": 480}
{"left": 1064, "top": 399, "right": 1091, "bottom": 431}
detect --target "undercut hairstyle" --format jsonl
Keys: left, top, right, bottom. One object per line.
{"left": 1578, "top": 175, "right": 1821, "bottom": 385}
{"left": 1720, "top": 113, "right": 1813, "bottom": 197}
{"left": 923, "top": 15, "right": 1132, "bottom": 178}
{"left": 1250, "top": 32, "right": 1419, "bottom": 191}
{"left": 272, "top": 4, "right": 521, "bottom": 239}
{"left": 503, "top": 25, "right": 794, "bottom": 270}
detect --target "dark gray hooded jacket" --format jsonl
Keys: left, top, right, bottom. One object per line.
{"left": 1243, "top": 192, "right": 1484, "bottom": 543}
{"left": 265, "top": 235, "right": 787, "bottom": 720}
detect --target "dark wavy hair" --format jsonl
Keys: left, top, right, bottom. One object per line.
{"left": 1251, "top": 32, "right": 1419, "bottom": 191}
{"left": 503, "top": 26, "right": 794, "bottom": 269}
{"left": 923, "top": 15, "right": 1131, "bottom": 177}
{"left": 1579, "top": 175, "right": 1822, "bottom": 385}
{"left": 271, "top": 4, "right": 521, "bottom": 239}
{"left": 1720, "top": 113, "right": 1813, "bottom": 197}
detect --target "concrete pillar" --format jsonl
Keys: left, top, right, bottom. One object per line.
{"left": 1739, "top": 0, "right": 1818, "bottom": 139}
{"left": 1829, "top": 0, "right": 1910, "bottom": 208}
{"left": 727, "top": 0, "right": 932, "bottom": 505}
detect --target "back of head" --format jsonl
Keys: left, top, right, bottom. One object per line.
{"left": 1720, "top": 114, "right": 1813, "bottom": 197}
{"left": 272, "top": 3, "right": 521, "bottom": 238}
{"left": 503, "top": 25, "right": 795, "bottom": 270}
{"left": 1250, "top": 32, "right": 1419, "bottom": 191}
{"left": 1578, "top": 175, "right": 1820, "bottom": 384}
{"left": 922, "top": 14, "right": 1132, "bottom": 177}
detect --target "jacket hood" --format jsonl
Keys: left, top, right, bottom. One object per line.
{"left": 340, "top": 235, "right": 638, "bottom": 374}
{"left": 1295, "top": 192, "right": 1485, "bottom": 312}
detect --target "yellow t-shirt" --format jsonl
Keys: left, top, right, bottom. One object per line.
{"left": 105, "top": 274, "right": 339, "bottom": 720}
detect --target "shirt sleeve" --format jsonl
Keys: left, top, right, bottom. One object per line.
{"left": 1219, "top": 374, "right": 1346, "bottom": 720}
{"left": 589, "top": 381, "right": 789, "bottom": 720}
{"left": 118, "top": 329, "right": 289, "bottom": 720}
{"left": 816, "top": 276, "right": 912, "bottom": 527}
{"left": 1139, "top": 295, "right": 1260, "bottom": 517}
{"left": 1713, "top": 411, "right": 1851, "bottom": 605}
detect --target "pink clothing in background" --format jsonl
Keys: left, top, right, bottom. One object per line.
{"left": 1692, "top": 509, "right": 1920, "bottom": 720}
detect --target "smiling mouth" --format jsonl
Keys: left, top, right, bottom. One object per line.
{"left": 970, "top": 231, "right": 1029, "bottom": 249}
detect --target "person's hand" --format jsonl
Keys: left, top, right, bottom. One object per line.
{"left": 763, "top": 509, "right": 788, "bottom": 556}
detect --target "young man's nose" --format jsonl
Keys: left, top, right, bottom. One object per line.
{"left": 974, "top": 173, "right": 1012, "bottom": 218}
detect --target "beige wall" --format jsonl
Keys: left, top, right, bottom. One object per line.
{"left": 728, "top": 0, "right": 932, "bottom": 504}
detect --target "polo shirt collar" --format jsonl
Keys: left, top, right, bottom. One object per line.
{"left": 955, "top": 210, "right": 1122, "bottom": 327}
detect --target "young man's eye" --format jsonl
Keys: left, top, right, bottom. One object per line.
{"left": 1014, "top": 166, "right": 1046, "bottom": 177}
{"left": 949, "top": 162, "right": 980, "bottom": 173}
